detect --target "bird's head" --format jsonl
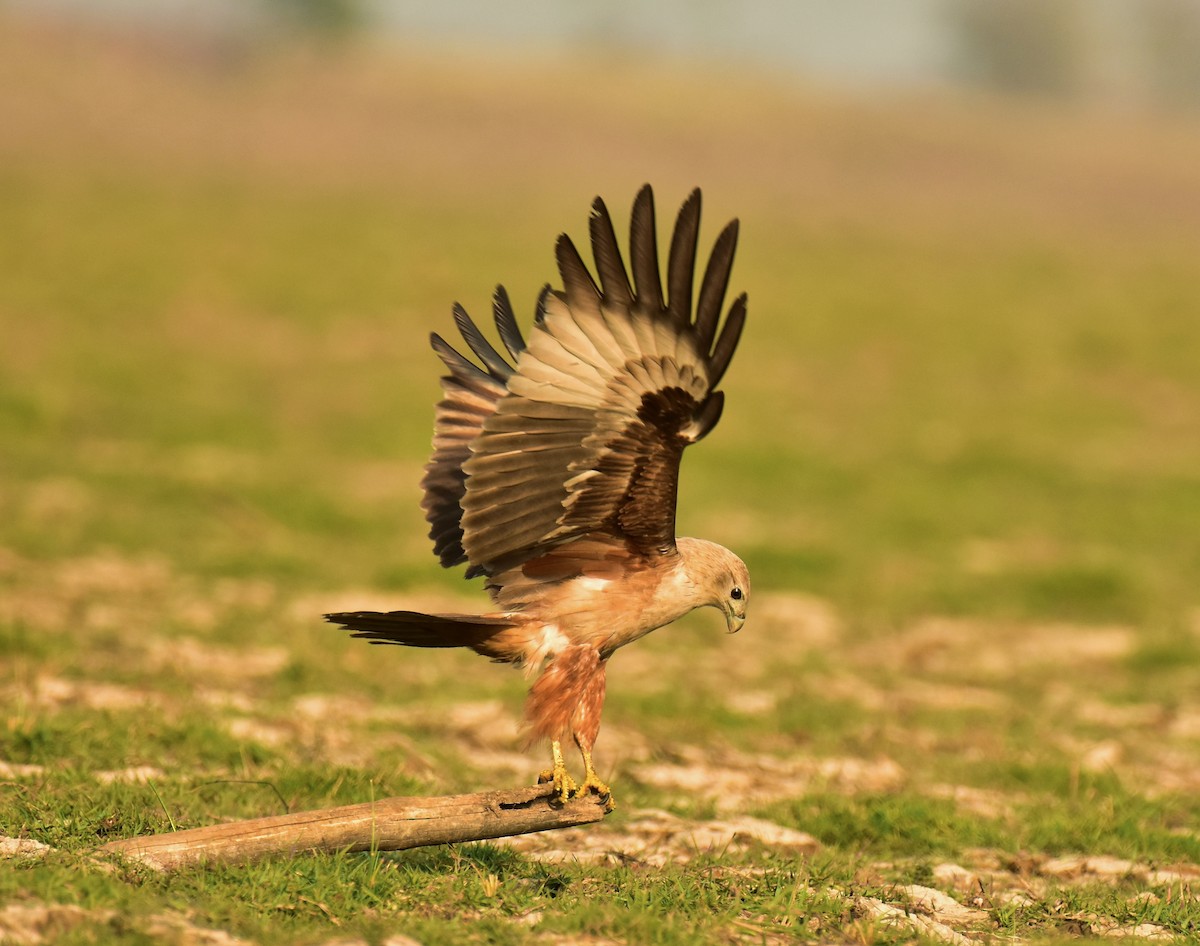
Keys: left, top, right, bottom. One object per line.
{"left": 677, "top": 537, "right": 750, "bottom": 634}
{"left": 722, "top": 558, "right": 750, "bottom": 634}
{"left": 724, "top": 583, "right": 748, "bottom": 633}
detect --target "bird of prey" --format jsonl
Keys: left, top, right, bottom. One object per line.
{"left": 327, "top": 186, "right": 749, "bottom": 808}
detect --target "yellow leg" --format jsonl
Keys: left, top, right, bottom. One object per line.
{"left": 536, "top": 740, "right": 577, "bottom": 803}
{"left": 578, "top": 747, "right": 615, "bottom": 811}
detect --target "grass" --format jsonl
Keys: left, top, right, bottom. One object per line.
{"left": 3, "top": 12, "right": 1200, "bottom": 945}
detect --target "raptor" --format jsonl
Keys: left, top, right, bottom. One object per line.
{"left": 328, "top": 186, "right": 749, "bottom": 808}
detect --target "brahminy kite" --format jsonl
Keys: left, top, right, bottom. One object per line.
{"left": 327, "top": 186, "right": 749, "bottom": 808}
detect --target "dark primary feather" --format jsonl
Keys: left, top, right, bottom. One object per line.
{"left": 453, "top": 303, "right": 513, "bottom": 381}
{"left": 629, "top": 186, "right": 664, "bottom": 312}
{"left": 555, "top": 235, "right": 602, "bottom": 316}
{"left": 421, "top": 185, "right": 747, "bottom": 586}
{"left": 492, "top": 286, "right": 525, "bottom": 360}
{"left": 666, "top": 189, "right": 701, "bottom": 324}
{"left": 533, "top": 284, "right": 552, "bottom": 324}
{"left": 694, "top": 219, "right": 739, "bottom": 350}
{"left": 589, "top": 197, "right": 633, "bottom": 308}
{"left": 707, "top": 292, "right": 747, "bottom": 389}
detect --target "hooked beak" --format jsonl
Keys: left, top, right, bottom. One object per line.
{"left": 725, "top": 609, "right": 746, "bottom": 634}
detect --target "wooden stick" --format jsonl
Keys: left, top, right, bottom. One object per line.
{"left": 100, "top": 784, "right": 608, "bottom": 871}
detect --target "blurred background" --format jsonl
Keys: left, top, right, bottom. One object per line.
{"left": 2, "top": 0, "right": 1199, "bottom": 637}
{"left": 13, "top": 0, "right": 1200, "bottom": 105}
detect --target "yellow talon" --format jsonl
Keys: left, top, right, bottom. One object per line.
{"left": 536, "top": 743, "right": 614, "bottom": 810}
{"left": 537, "top": 740, "right": 577, "bottom": 804}
{"left": 579, "top": 747, "right": 616, "bottom": 811}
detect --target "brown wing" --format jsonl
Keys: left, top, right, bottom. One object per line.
{"left": 439, "top": 185, "right": 745, "bottom": 582}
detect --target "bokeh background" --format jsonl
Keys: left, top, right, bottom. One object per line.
{"left": 3, "top": 3, "right": 1200, "bottom": 941}
{"left": 4, "top": 0, "right": 1199, "bottom": 626}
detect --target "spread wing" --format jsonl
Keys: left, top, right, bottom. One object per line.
{"left": 421, "top": 185, "right": 746, "bottom": 584}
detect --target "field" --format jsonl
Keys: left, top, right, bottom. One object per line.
{"left": 3, "top": 14, "right": 1200, "bottom": 944}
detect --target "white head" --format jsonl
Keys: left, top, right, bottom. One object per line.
{"left": 676, "top": 537, "right": 750, "bottom": 633}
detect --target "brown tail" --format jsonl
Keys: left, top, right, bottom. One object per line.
{"left": 325, "top": 610, "right": 514, "bottom": 652}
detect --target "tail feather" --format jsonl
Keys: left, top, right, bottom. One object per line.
{"left": 325, "top": 609, "right": 513, "bottom": 650}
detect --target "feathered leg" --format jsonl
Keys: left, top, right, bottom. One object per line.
{"left": 571, "top": 660, "right": 612, "bottom": 809}
{"left": 525, "top": 644, "right": 610, "bottom": 805}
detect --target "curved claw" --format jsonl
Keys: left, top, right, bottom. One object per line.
{"left": 578, "top": 775, "right": 615, "bottom": 812}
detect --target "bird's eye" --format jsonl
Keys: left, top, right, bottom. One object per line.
{"left": 730, "top": 587, "right": 743, "bottom": 601}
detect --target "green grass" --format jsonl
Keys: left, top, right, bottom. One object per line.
{"left": 3, "top": 16, "right": 1200, "bottom": 945}
{"left": 765, "top": 785, "right": 1200, "bottom": 863}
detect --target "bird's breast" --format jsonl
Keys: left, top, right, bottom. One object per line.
{"left": 520, "top": 564, "right": 697, "bottom": 659}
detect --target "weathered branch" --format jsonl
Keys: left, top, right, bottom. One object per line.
{"left": 100, "top": 784, "right": 608, "bottom": 871}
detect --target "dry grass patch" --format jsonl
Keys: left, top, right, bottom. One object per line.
{"left": 498, "top": 809, "right": 818, "bottom": 868}
{"left": 0, "top": 902, "right": 116, "bottom": 946}
{"left": 0, "top": 837, "right": 54, "bottom": 861}
{"left": 632, "top": 745, "right": 905, "bottom": 813}
{"left": 883, "top": 616, "right": 1136, "bottom": 678}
